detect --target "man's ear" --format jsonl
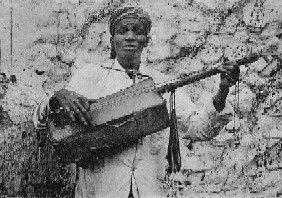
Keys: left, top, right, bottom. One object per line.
{"left": 110, "top": 36, "right": 114, "bottom": 46}
{"left": 110, "top": 36, "right": 116, "bottom": 59}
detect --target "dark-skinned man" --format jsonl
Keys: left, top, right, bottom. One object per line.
{"left": 33, "top": 6, "right": 238, "bottom": 198}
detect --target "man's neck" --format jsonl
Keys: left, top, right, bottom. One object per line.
{"left": 116, "top": 56, "right": 141, "bottom": 71}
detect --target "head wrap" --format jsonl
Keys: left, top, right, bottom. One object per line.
{"left": 109, "top": 6, "right": 152, "bottom": 59}
{"left": 109, "top": 6, "right": 152, "bottom": 36}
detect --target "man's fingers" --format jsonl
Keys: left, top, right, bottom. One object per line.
{"left": 52, "top": 90, "right": 91, "bottom": 125}
{"left": 74, "top": 101, "right": 90, "bottom": 125}
{"left": 220, "top": 73, "right": 236, "bottom": 87}
{"left": 219, "top": 66, "right": 239, "bottom": 83}
{"left": 68, "top": 101, "right": 87, "bottom": 125}
{"left": 224, "top": 74, "right": 236, "bottom": 85}
{"left": 62, "top": 104, "right": 76, "bottom": 122}
{"left": 78, "top": 97, "right": 90, "bottom": 111}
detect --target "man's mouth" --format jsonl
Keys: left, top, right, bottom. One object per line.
{"left": 123, "top": 45, "right": 138, "bottom": 50}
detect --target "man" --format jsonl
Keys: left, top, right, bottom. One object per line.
{"left": 33, "top": 6, "right": 237, "bottom": 198}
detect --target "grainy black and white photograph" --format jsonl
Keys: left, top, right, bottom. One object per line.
{"left": 0, "top": 0, "right": 282, "bottom": 197}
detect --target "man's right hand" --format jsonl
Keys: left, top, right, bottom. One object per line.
{"left": 49, "top": 89, "right": 91, "bottom": 126}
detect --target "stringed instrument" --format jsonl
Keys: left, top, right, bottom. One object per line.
{"left": 49, "top": 37, "right": 279, "bottom": 163}
{"left": 49, "top": 67, "right": 222, "bottom": 162}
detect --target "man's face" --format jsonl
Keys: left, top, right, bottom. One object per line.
{"left": 113, "top": 17, "right": 148, "bottom": 60}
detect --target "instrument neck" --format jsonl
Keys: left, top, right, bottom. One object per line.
{"left": 156, "top": 67, "right": 220, "bottom": 94}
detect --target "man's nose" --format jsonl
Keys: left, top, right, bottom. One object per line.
{"left": 125, "top": 31, "right": 136, "bottom": 40}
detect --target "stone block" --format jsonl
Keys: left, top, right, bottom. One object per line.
{"left": 248, "top": 57, "right": 267, "bottom": 73}
{"left": 223, "top": 42, "right": 250, "bottom": 62}
{"left": 243, "top": 0, "right": 267, "bottom": 28}
{"left": 29, "top": 43, "right": 58, "bottom": 60}
{"left": 263, "top": 0, "right": 282, "bottom": 24}
{"left": 260, "top": 59, "right": 279, "bottom": 77}
{"left": 182, "top": 155, "right": 213, "bottom": 171}
{"left": 100, "top": 29, "right": 111, "bottom": 49}
{"left": 187, "top": 172, "right": 205, "bottom": 186}
{"left": 81, "top": 22, "right": 107, "bottom": 51}
{"left": 261, "top": 21, "right": 281, "bottom": 37}
{"left": 34, "top": 3, "right": 57, "bottom": 29}
{"left": 146, "top": 42, "right": 172, "bottom": 62}
{"left": 150, "top": 20, "right": 178, "bottom": 43}
{"left": 234, "top": 28, "right": 250, "bottom": 43}
{"left": 220, "top": 14, "right": 239, "bottom": 34}
{"left": 206, "top": 34, "right": 236, "bottom": 47}
{"left": 204, "top": 167, "right": 229, "bottom": 185}
{"left": 243, "top": 72, "right": 267, "bottom": 87}
{"left": 228, "top": 85, "right": 256, "bottom": 117}
{"left": 179, "top": 14, "right": 208, "bottom": 32}
{"left": 173, "top": 32, "right": 205, "bottom": 48}
{"left": 214, "top": 132, "right": 235, "bottom": 143}
{"left": 221, "top": 147, "right": 248, "bottom": 168}
{"left": 240, "top": 134, "right": 254, "bottom": 146}
{"left": 222, "top": 0, "right": 242, "bottom": 9}
{"left": 199, "top": 43, "right": 223, "bottom": 64}
{"left": 174, "top": 57, "right": 205, "bottom": 74}
{"left": 261, "top": 90, "right": 282, "bottom": 110}
{"left": 141, "top": 0, "right": 178, "bottom": 20}
{"left": 1, "top": 84, "right": 47, "bottom": 124}
{"left": 194, "top": 0, "right": 219, "bottom": 9}
{"left": 266, "top": 127, "right": 282, "bottom": 139}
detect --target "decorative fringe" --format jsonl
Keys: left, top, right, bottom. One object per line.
{"left": 166, "top": 90, "right": 181, "bottom": 174}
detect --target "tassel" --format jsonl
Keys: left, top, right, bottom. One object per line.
{"left": 166, "top": 90, "right": 181, "bottom": 174}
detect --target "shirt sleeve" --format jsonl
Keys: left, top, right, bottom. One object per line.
{"left": 179, "top": 95, "right": 234, "bottom": 141}
{"left": 144, "top": 67, "right": 234, "bottom": 141}
{"left": 33, "top": 62, "right": 103, "bottom": 129}
{"left": 65, "top": 63, "right": 106, "bottom": 98}
{"left": 33, "top": 73, "right": 82, "bottom": 130}
{"left": 65, "top": 66, "right": 87, "bottom": 93}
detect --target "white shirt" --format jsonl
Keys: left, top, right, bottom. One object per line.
{"left": 33, "top": 59, "right": 234, "bottom": 198}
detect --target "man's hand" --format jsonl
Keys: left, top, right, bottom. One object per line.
{"left": 213, "top": 64, "right": 240, "bottom": 112}
{"left": 218, "top": 63, "right": 240, "bottom": 88}
{"left": 49, "top": 89, "right": 91, "bottom": 126}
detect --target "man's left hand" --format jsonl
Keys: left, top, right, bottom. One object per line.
{"left": 213, "top": 64, "right": 240, "bottom": 112}
{"left": 218, "top": 63, "right": 240, "bottom": 89}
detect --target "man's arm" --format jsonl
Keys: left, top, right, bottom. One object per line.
{"left": 32, "top": 62, "right": 102, "bottom": 129}
{"left": 33, "top": 88, "right": 91, "bottom": 130}
{"left": 179, "top": 94, "right": 234, "bottom": 141}
{"left": 142, "top": 64, "right": 236, "bottom": 141}
{"left": 178, "top": 65, "right": 239, "bottom": 141}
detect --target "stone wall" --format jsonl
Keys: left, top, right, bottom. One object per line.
{"left": 0, "top": 0, "right": 282, "bottom": 197}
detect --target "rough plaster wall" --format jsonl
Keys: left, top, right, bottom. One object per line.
{"left": 0, "top": 0, "right": 282, "bottom": 197}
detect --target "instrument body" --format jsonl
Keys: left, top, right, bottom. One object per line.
{"left": 50, "top": 78, "right": 170, "bottom": 162}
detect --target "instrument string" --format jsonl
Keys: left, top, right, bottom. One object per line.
{"left": 90, "top": 68, "right": 219, "bottom": 110}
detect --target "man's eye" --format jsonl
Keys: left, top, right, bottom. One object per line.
{"left": 133, "top": 27, "right": 145, "bottom": 35}
{"left": 116, "top": 27, "right": 128, "bottom": 35}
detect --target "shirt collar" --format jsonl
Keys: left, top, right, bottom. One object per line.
{"left": 113, "top": 59, "right": 144, "bottom": 73}
{"left": 113, "top": 59, "right": 126, "bottom": 71}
